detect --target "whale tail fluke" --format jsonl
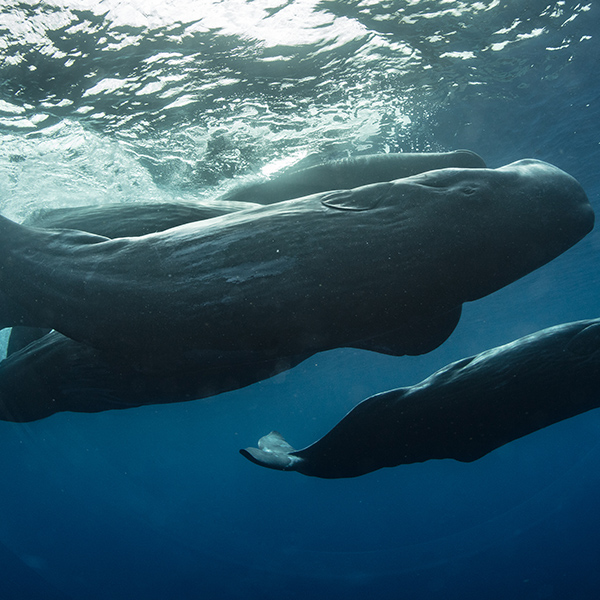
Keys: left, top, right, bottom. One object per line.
{"left": 240, "top": 431, "right": 303, "bottom": 472}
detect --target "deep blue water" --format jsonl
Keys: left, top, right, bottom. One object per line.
{"left": 1, "top": 1, "right": 600, "bottom": 598}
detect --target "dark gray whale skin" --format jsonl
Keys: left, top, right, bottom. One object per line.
{"left": 5, "top": 150, "right": 485, "bottom": 355}
{"left": 219, "top": 150, "right": 489, "bottom": 205}
{"left": 23, "top": 200, "right": 259, "bottom": 238}
{"left": 0, "top": 330, "right": 310, "bottom": 422}
{"left": 0, "top": 150, "right": 489, "bottom": 418}
{"left": 0, "top": 159, "right": 593, "bottom": 374}
{"left": 0, "top": 152, "right": 503, "bottom": 421}
{"left": 0, "top": 158, "right": 594, "bottom": 422}
{"left": 6, "top": 200, "right": 260, "bottom": 354}
{"left": 241, "top": 319, "right": 600, "bottom": 478}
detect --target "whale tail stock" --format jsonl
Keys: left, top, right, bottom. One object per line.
{"left": 0, "top": 213, "right": 109, "bottom": 330}
{"left": 0, "top": 214, "right": 51, "bottom": 330}
{"left": 0, "top": 214, "right": 36, "bottom": 328}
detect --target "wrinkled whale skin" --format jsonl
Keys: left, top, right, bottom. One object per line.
{"left": 220, "top": 150, "right": 488, "bottom": 205}
{"left": 0, "top": 158, "right": 594, "bottom": 422}
{"left": 23, "top": 200, "right": 259, "bottom": 238}
{"left": 0, "top": 159, "right": 592, "bottom": 373}
{"left": 5, "top": 150, "right": 486, "bottom": 357}
{"left": 241, "top": 319, "right": 600, "bottom": 478}
{"left": 6, "top": 200, "right": 260, "bottom": 354}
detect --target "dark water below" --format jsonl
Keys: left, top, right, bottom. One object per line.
{"left": 1, "top": 1, "right": 599, "bottom": 599}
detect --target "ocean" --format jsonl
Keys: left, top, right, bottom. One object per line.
{"left": 0, "top": 1, "right": 599, "bottom": 598}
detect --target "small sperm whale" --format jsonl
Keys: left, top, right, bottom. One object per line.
{"left": 242, "top": 319, "right": 600, "bottom": 478}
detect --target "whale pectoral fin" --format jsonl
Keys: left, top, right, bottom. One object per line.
{"left": 7, "top": 326, "right": 52, "bottom": 355}
{"left": 351, "top": 306, "right": 462, "bottom": 356}
{"left": 240, "top": 431, "right": 303, "bottom": 472}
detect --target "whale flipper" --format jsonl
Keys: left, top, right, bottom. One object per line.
{"left": 240, "top": 431, "right": 304, "bottom": 472}
{"left": 351, "top": 307, "right": 462, "bottom": 356}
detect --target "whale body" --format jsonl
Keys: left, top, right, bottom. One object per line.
{"left": 241, "top": 319, "right": 600, "bottom": 478}
{"left": 0, "top": 159, "right": 592, "bottom": 364}
{"left": 6, "top": 150, "right": 485, "bottom": 356}
{"left": 0, "top": 330, "right": 308, "bottom": 422}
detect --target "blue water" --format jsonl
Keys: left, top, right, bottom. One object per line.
{"left": 1, "top": 1, "right": 600, "bottom": 598}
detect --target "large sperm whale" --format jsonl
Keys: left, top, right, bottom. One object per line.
{"left": 6, "top": 150, "right": 485, "bottom": 355}
{"left": 0, "top": 158, "right": 591, "bottom": 365}
{"left": 241, "top": 319, "right": 600, "bottom": 478}
{"left": 0, "top": 158, "right": 593, "bottom": 421}
{"left": 0, "top": 158, "right": 593, "bottom": 366}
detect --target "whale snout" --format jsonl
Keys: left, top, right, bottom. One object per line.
{"left": 504, "top": 159, "right": 594, "bottom": 238}
{"left": 397, "top": 158, "right": 597, "bottom": 304}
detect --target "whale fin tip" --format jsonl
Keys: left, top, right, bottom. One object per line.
{"left": 240, "top": 430, "right": 302, "bottom": 471}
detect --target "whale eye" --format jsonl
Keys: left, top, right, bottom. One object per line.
{"left": 462, "top": 186, "right": 477, "bottom": 196}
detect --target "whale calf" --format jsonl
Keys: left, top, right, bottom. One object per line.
{"left": 219, "top": 150, "right": 488, "bottom": 205}
{"left": 241, "top": 318, "right": 600, "bottom": 478}
{"left": 0, "top": 159, "right": 593, "bottom": 421}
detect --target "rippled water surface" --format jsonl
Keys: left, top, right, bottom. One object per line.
{"left": 0, "top": 1, "right": 599, "bottom": 599}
